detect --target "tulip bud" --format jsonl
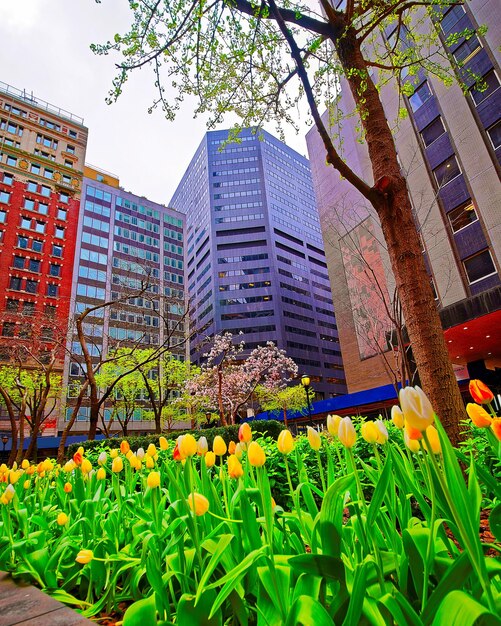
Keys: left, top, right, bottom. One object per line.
{"left": 63, "top": 460, "right": 75, "bottom": 473}
{"left": 197, "top": 436, "right": 208, "bottom": 456}
{"left": 248, "top": 441, "right": 266, "bottom": 467}
{"left": 277, "top": 430, "right": 294, "bottom": 455}
{"left": 238, "top": 423, "right": 252, "bottom": 443}
{"left": 57, "top": 512, "right": 69, "bottom": 526}
{"left": 173, "top": 441, "right": 185, "bottom": 461}
{"left": 399, "top": 386, "right": 435, "bottom": 431}
{"left": 405, "top": 422, "right": 423, "bottom": 441}
{"left": 361, "top": 421, "right": 379, "bottom": 444}
{"left": 1, "top": 484, "right": 15, "bottom": 505}
{"left": 234, "top": 443, "right": 244, "bottom": 460}
{"left": 112, "top": 457, "right": 123, "bottom": 473}
{"left": 73, "top": 452, "right": 83, "bottom": 466}
{"left": 469, "top": 379, "right": 494, "bottom": 405}
{"left": 187, "top": 492, "right": 209, "bottom": 516}
{"left": 307, "top": 426, "right": 321, "bottom": 451}
{"left": 374, "top": 419, "right": 389, "bottom": 444}
{"left": 63, "top": 482, "right": 72, "bottom": 493}
{"left": 491, "top": 419, "right": 501, "bottom": 442}
{"left": 404, "top": 430, "right": 420, "bottom": 453}
{"left": 75, "top": 549, "right": 94, "bottom": 564}
{"left": 213, "top": 436, "right": 227, "bottom": 456}
{"left": 147, "top": 471, "right": 161, "bottom": 489}
{"left": 205, "top": 451, "right": 216, "bottom": 468}
{"left": 81, "top": 459, "right": 92, "bottom": 474}
{"left": 228, "top": 441, "right": 236, "bottom": 455}
{"left": 159, "top": 436, "right": 168, "bottom": 450}
{"left": 145, "top": 455, "right": 155, "bottom": 469}
{"left": 21, "top": 459, "right": 30, "bottom": 470}
{"left": 110, "top": 448, "right": 119, "bottom": 459}
{"left": 327, "top": 414, "right": 341, "bottom": 436}
{"left": 338, "top": 417, "right": 357, "bottom": 448}
{"left": 466, "top": 403, "right": 492, "bottom": 428}
{"left": 23, "top": 480, "right": 30, "bottom": 489}
{"left": 9, "top": 470, "right": 20, "bottom": 485}
{"left": 180, "top": 434, "right": 197, "bottom": 458}
{"left": 97, "top": 451, "right": 107, "bottom": 466}
{"left": 126, "top": 450, "right": 135, "bottom": 462}
{"left": 391, "top": 405, "right": 405, "bottom": 429}
{"left": 227, "top": 454, "right": 244, "bottom": 479}
{"left": 136, "top": 447, "right": 145, "bottom": 460}
{"left": 96, "top": 467, "right": 106, "bottom": 481}
{"left": 424, "top": 425, "right": 441, "bottom": 455}
{"left": 147, "top": 443, "right": 157, "bottom": 457}
{"left": 120, "top": 440, "right": 130, "bottom": 455}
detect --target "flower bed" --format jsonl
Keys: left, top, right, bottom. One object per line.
{"left": 1, "top": 385, "right": 500, "bottom": 625}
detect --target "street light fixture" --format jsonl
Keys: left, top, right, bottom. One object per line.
{"left": 301, "top": 375, "right": 313, "bottom": 426}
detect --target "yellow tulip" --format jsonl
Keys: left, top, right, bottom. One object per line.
{"left": 126, "top": 450, "right": 135, "bottom": 462}
{"left": 180, "top": 434, "right": 197, "bottom": 458}
{"left": 145, "top": 455, "right": 155, "bottom": 469}
{"left": 466, "top": 403, "right": 492, "bottom": 428}
{"left": 307, "top": 426, "right": 321, "bottom": 451}
{"left": 391, "top": 405, "right": 405, "bottom": 429}
{"left": 57, "top": 512, "right": 68, "bottom": 526}
{"left": 21, "top": 459, "right": 30, "bottom": 470}
{"left": 1, "top": 484, "right": 15, "bottom": 504}
{"left": 228, "top": 441, "right": 236, "bottom": 455}
{"left": 197, "top": 436, "right": 208, "bottom": 456}
{"left": 277, "top": 430, "right": 294, "bottom": 455}
{"left": 248, "top": 441, "right": 266, "bottom": 467}
{"left": 81, "top": 459, "right": 92, "bottom": 474}
{"left": 77, "top": 446, "right": 84, "bottom": 456}
{"left": 399, "top": 386, "right": 435, "bottom": 432}
{"left": 112, "top": 457, "right": 123, "bottom": 473}
{"left": 147, "top": 443, "right": 157, "bottom": 457}
{"left": 213, "top": 436, "right": 227, "bottom": 456}
{"left": 205, "top": 451, "right": 216, "bottom": 468}
{"left": 110, "top": 449, "right": 119, "bottom": 459}
{"left": 23, "top": 479, "right": 30, "bottom": 489}
{"left": 75, "top": 549, "right": 94, "bottom": 564}
{"left": 120, "top": 440, "right": 130, "bottom": 455}
{"left": 96, "top": 467, "right": 106, "bottom": 481}
{"left": 9, "top": 470, "right": 21, "bottom": 485}
{"left": 491, "top": 419, "right": 501, "bottom": 442}
{"left": 404, "top": 430, "right": 420, "bottom": 453}
{"left": 227, "top": 454, "right": 244, "bottom": 479}
{"left": 238, "top": 423, "right": 252, "bottom": 443}
{"left": 424, "top": 425, "right": 441, "bottom": 455}
{"left": 63, "top": 482, "right": 72, "bottom": 493}
{"left": 361, "top": 421, "right": 379, "bottom": 444}
{"left": 338, "top": 417, "right": 357, "bottom": 448}
{"left": 187, "top": 492, "right": 210, "bottom": 516}
{"left": 159, "top": 436, "right": 168, "bottom": 450}
{"left": 374, "top": 419, "right": 389, "bottom": 444}
{"left": 147, "top": 471, "right": 161, "bottom": 489}
{"left": 327, "top": 414, "right": 341, "bottom": 436}
{"left": 234, "top": 442, "right": 244, "bottom": 460}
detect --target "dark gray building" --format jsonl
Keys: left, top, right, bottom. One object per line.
{"left": 170, "top": 128, "right": 347, "bottom": 399}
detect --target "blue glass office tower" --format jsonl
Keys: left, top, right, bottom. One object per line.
{"left": 170, "top": 128, "right": 347, "bottom": 399}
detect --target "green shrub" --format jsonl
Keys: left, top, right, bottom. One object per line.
{"left": 66, "top": 419, "right": 284, "bottom": 459}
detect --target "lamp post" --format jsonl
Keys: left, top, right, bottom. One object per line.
{"left": 301, "top": 374, "right": 313, "bottom": 426}
{"left": 1, "top": 435, "right": 8, "bottom": 463}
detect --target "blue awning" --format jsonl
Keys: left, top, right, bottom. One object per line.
{"left": 2, "top": 434, "right": 106, "bottom": 452}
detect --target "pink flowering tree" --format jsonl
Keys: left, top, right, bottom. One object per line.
{"left": 187, "top": 333, "right": 298, "bottom": 425}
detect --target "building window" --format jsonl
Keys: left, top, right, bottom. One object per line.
{"left": 40, "top": 185, "right": 51, "bottom": 197}
{"left": 470, "top": 70, "right": 500, "bottom": 106}
{"left": 35, "top": 221, "right": 46, "bottom": 234}
{"left": 69, "top": 130, "right": 77, "bottom": 139}
{"left": 17, "top": 236, "right": 28, "bottom": 249}
{"left": 441, "top": 4, "right": 465, "bottom": 34}
{"left": 57, "top": 208, "right": 67, "bottom": 220}
{"left": 433, "top": 155, "right": 461, "bottom": 187}
{"left": 47, "top": 284, "right": 58, "bottom": 297}
{"left": 23, "top": 198, "right": 35, "bottom": 211}
{"left": 448, "top": 202, "right": 478, "bottom": 233}
{"left": 27, "top": 181, "right": 38, "bottom": 193}
{"left": 6, "top": 156, "right": 17, "bottom": 167}
{"left": 21, "top": 217, "right": 31, "bottom": 230}
{"left": 463, "top": 249, "right": 497, "bottom": 284}
{"left": 30, "top": 163, "right": 41, "bottom": 175}
{"left": 0, "top": 210, "right": 6, "bottom": 223}
{"left": 3, "top": 173, "right": 13, "bottom": 185}
{"left": 44, "top": 168, "right": 54, "bottom": 180}
{"left": 13, "top": 255, "right": 24, "bottom": 269}
{"left": 66, "top": 145, "right": 75, "bottom": 154}
{"left": 408, "top": 82, "right": 432, "bottom": 112}
{"left": 59, "top": 192, "right": 69, "bottom": 203}
{"left": 9, "top": 276, "right": 22, "bottom": 290}
{"left": 25, "top": 280, "right": 38, "bottom": 294}
{"left": 486, "top": 120, "right": 501, "bottom": 150}
{"left": 64, "top": 160, "right": 73, "bottom": 168}
{"left": 452, "top": 36, "right": 481, "bottom": 66}
{"left": 421, "top": 117, "right": 446, "bottom": 147}
{"left": 2, "top": 322, "right": 15, "bottom": 337}
{"left": 6, "top": 299, "right": 19, "bottom": 312}
{"left": 29, "top": 259, "right": 41, "bottom": 273}
{"left": 55, "top": 226, "right": 65, "bottom": 239}
{"left": 23, "top": 302, "right": 35, "bottom": 316}
{"left": 0, "top": 191, "right": 10, "bottom": 204}
{"left": 52, "top": 244, "right": 63, "bottom": 257}
{"left": 32, "top": 240, "right": 43, "bottom": 253}
{"left": 38, "top": 202, "right": 49, "bottom": 215}
{"left": 45, "top": 304, "right": 56, "bottom": 318}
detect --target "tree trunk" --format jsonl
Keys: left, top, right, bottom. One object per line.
{"left": 57, "top": 381, "right": 88, "bottom": 464}
{"left": 217, "top": 369, "right": 227, "bottom": 426}
{"left": 334, "top": 32, "right": 465, "bottom": 444}
{"left": 0, "top": 388, "right": 18, "bottom": 466}
{"left": 282, "top": 405, "right": 288, "bottom": 427}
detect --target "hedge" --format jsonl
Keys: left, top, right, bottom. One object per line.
{"left": 66, "top": 419, "right": 285, "bottom": 459}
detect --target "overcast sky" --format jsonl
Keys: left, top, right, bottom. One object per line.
{"left": 0, "top": 0, "right": 311, "bottom": 204}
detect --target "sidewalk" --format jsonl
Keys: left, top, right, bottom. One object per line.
{"left": 0, "top": 572, "right": 92, "bottom": 625}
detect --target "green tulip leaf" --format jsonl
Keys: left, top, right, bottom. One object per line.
{"left": 286, "top": 595, "right": 333, "bottom": 626}
{"left": 178, "top": 590, "right": 222, "bottom": 626}
{"left": 122, "top": 594, "right": 157, "bottom": 626}
{"left": 431, "top": 590, "right": 501, "bottom": 626}
{"left": 489, "top": 503, "right": 501, "bottom": 543}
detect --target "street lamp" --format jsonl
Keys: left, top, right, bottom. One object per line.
{"left": 301, "top": 374, "right": 313, "bottom": 426}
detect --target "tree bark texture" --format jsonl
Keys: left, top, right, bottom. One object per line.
{"left": 334, "top": 31, "right": 465, "bottom": 444}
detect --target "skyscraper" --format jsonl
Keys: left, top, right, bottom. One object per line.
{"left": 61, "top": 165, "right": 186, "bottom": 434}
{"left": 0, "top": 82, "right": 88, "bottom": 435}
{"left": 171, "top": 128, "right": 346, "bottom": 399}
{"left": 306, "top": 1, "right": 500, "bottom": 394}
